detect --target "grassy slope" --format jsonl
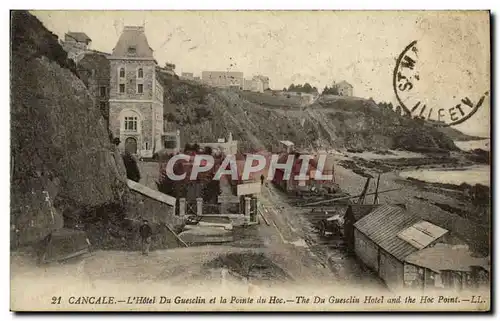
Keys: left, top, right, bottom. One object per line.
{"left": 436, "top": 126, "right": 487, "bottom": 141}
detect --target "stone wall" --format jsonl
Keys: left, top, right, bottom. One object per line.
{"left": 125, "top": 180, "right": 186, "bottom": 249}
{"left": 154, "top": 104, "right": 164, "bottom": 149}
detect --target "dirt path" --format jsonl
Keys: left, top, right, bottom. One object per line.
{"left": 258, "top": 184, "right": 385, "bottom": 289}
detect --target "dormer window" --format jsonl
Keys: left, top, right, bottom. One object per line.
{"left": 127, "top": 46, "right": 137, "bottom": 55}
{"left": 138, "top": 68, "right": 143, "bottom": 78}
{"left": 119, "top": 68, "right": 125, "bottom": 78}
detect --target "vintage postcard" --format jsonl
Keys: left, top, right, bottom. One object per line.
{"left": 10, "top": 10, "right": 491, "bottom": 312}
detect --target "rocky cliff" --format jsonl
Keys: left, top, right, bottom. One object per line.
{"left": 160, "top": 75, "right": 459, "bottom": 153}
{"left": 10, "top": 11, "right": 128, "bottom": 246}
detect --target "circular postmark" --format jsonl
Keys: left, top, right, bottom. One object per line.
{"left": 393, "top": 40, "right": 489, "bottom": 127}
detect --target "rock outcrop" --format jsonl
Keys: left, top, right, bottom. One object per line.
{"left": 11, "top": 11, "right": 128, "bottom": 246}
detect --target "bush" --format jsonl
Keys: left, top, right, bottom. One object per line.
{"left": 165, "top": 112, "right": 176, "bottom": 122}
{"left": 194, "top": 106, "right": 212, "bottom": 120}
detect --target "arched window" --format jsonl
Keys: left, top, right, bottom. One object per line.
{"left": 138, "top": 68, "right": 143, "bottom": 78}
{"left": 119, "top": 68, "right": 125, "bottom": 78}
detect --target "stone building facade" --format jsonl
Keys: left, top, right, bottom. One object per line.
{"left": 336, "top": 80, "right": 354, "bottom": 96}
{"left": 253, "top": 75, "right": 270, "bottom": 91}
{"left": 201, "top": 71, "right": 244, "bottom": 89}
{"left": 108, "top": 26, "right": 165, "bottom": 158}
{"left": 242, "top": 75, "right": 270, "bottom": 92}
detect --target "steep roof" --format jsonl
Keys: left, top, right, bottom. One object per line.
{"left": 111, "top": 26, "right": 154, "bottom": 59}
{"left": 65, "top": 32, "right": 91, "bottom": 43}
{"left": 354, "top": 204, "right": 431, "bottom": 261}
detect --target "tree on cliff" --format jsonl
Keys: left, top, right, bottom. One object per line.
{"left": 322, "top": 85, "right": 339, "bottom": 95}
{"left": 287, "top": 83, "right": 319, "bottom": 94}
{"left": 377, "top": 101, "right": 394, "bottom": 111}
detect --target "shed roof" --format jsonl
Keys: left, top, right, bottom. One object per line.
{"left": 405, "top": 243, "right": 490, "bottom": 273}
{"left": 111, "top": 26, "right": 154, "bottom": 59}
{"left": 354, "top": 205, "right": 425, "bottom": 261}
{"left": 127, "top": 179, "right": 176, "bottom": 206}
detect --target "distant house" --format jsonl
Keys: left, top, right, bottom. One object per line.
{"left": 60, "top": 31, "right": 93, "bottom": 63}
{"left": 251, "top": 77, "right": 265, "bottom": 93}
{"left": 64, "top": 32, "right": 92, "bottom": 46}
{"left": 353, "top": 204, "right": 488, "bottom": 292}
{"left": 279, "top": 140, "right": 295, "bottom": 153}
{"left": 181, "top": 72, "right": 194, "bottom": 80}
{"left": 252, "top": 75, "right": 270, "bottom": 91}
{"left": 335, "top": 80, "right": 353, "bottom": 96}
{"left": 243, "top": 79, "right": 253, "bottom": 91}
{"left": 201, "top": 71, "right": 244, "bottom": 89}
{"left": 198, "top": 132, "right": 238, "bottom": 156}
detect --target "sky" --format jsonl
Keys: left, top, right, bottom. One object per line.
{"left": 32, "top": 10, "right": 490, "bottom": 137}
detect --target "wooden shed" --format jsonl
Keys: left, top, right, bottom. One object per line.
{"left": 404, "top": 243, "right": 490, "bottom": 291}
{"left": 353, "top": 204, "right": 451, "bottom": 291}
{"left": 343, "top": 204, "right": 380, "bottom": 252}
